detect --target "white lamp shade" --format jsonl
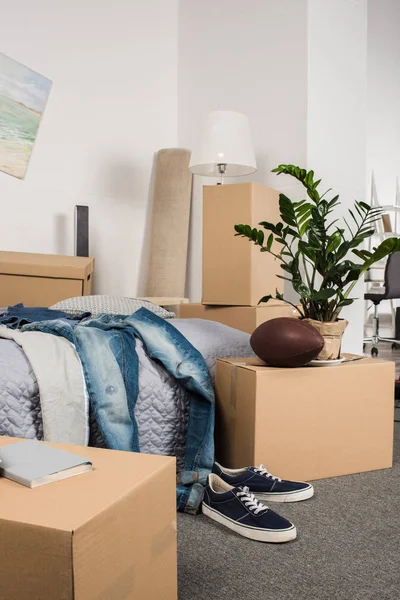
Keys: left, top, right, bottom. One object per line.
{"left": 189, "top": 110, "right": 257, "bottom": 177}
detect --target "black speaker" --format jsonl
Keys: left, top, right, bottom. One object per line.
{"left": 74, "top": 205, "right": 89, "bottom": 257}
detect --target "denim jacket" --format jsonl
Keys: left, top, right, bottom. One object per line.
{"left": 24, "top": 308, "right": 215, "bottom": 514}
{"left": 0, "top": 303, "right": 89, "bottom": 329}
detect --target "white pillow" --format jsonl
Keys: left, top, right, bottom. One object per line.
{"left": 50, "top": 295, "right": 175, "bottom": 319}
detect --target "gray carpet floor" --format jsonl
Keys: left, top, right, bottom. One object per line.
{"left": 178, "top": 416, "right": 400, "bottom": 600}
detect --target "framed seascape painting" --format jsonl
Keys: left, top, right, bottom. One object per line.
{"left": 0, "top": 53, "right": 52, "bottom": 180}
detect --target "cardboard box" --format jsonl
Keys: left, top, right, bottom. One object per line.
{"left": 0, "top": 251, "right": 94, "bottom": 307}
{"left": 0, "top": 438, "right": 177, "bottom": 600}
{"left": 215, "top": 356, "right": 394, "bottom": 481}
{"left": 178, "top": 302, "right": 299, "bottom": 334}
{"left": 202, "top": 182, "right": 283, "bottom": 306}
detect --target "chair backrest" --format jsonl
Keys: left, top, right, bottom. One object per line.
{"left": 384, "top": 251, "right": 400, "bottom": 298}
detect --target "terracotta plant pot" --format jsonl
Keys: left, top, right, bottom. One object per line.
{"left": 304, "top": 319, "right": 348, "bottom": 360}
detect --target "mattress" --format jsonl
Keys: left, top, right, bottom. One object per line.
{"left": 0, "top": 318, "right": 254, "bottom": 469}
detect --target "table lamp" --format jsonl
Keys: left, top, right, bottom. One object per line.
{"left": 188, "top": 110, "right": 257, "bottom": 183}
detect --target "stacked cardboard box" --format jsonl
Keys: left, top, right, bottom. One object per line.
{"left": 0, "top": 438, "right": 177, "bottom": 600}
{"left": 181, "top": 183, "right": 395, "bottom": 481}
{"left": 0, "top": 251, "right": 94, "bottom": 307}
{"left": 215, "top": 356, "right": 394, "bottom": 480}
{"left": 179, "top": 182, "right": 298, "bottom": 334}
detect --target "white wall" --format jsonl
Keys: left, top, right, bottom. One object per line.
{"left": 367, "top": 0, "right": 400, "bottom": 206}
{"left": 366, "top": 0, "right": 400, "bottom": 335}
{"left": 0, "top": 0, "right": 178, "bottom": 296}
{"left": 0, "top": 0, "right": 386, "bottom": 355}
{"left": 179, "top": 0, "right": 368, "bottom": 353}
{"left": 178, "top": 0, "right": 308, "bottom": 301}
{"left": 307, "top": 0, "right": 368, "bottom": 353}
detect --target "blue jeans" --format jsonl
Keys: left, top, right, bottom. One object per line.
{"left": 24, "top": 308, "right": 215, "bottom": 513}
{"left": 0, "top": 303, "right": 89, "bottom": 329}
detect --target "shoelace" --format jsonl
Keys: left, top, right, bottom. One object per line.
{"left": 236, "top": 486, "right": 268, "bottom": 514}
{"left": 254, "top": 464, "right": 282, "bottom": 482}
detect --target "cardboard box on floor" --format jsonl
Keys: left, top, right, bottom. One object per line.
{"left": 0, "top": 438, "right": 177, "bottom": 600}
{"left": 202, "top": 182, "right": 283, "bottom": 306}
{"left": 178, "top": 302, "right": 300, "bottom": 334}
{"left": 0, "top": 251, "right": 94, "bottom": 307}
{"left": 215, "top": 357, "right": 394, "bottom": 481}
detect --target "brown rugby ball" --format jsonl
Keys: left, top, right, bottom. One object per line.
{"left": 250, "top": 317, "right": 324, "bottom": 367}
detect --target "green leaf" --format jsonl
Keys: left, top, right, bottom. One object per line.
{"left": 244, "top": 225, "right": 252, "bottom": 238}
{"left": 308, "top": 227, "right": 322, "bottom": 248}
{"left": 306, "top": 189, "right": 316, "bottom": 201}
{"left": 326, "top": 219, "right": 340, "bottom": 231}
{"left": 266, "top": 233, "right": 273, "bottom": 251}
{"left": 294, "top": 199, "right": 307, "bottom": 209}
{"left": 310, "top": 289, "right": 336, "bottom": 300}
{"left": 298, "top": 211, "right": 312, "bottom": 227}
{"left": 326, "top": 231, "right": 342, "bottom": 253}
{"left": 258, "top": 295, "right": 273, "bottom": 305}
{"left": 285, "top": 227, "right": 298, "bottom": 238}
{"left": 343, "top": 267, "right": 362, "bottom": 285}
{"left": 358, "top": 227, "right": 376, "bottom": 237}
{"left": 360, "top": 238, "right": 400, "bottom": 273}
{"left": 337, "top": 298, "right": 354, "bottom": 308}
{"left": 358, "top": 200, "right": 372, "bottom": 212}
{"left": 319, "top": 187, "right": 333, "bottom": 200}
{"left": 352, "top": 249, "right": 372, "bottom": 260}
{"left": 292, "top": 281, "right": 310, "bottom": 297}
{"left": 298, "top": 240, "right": 316, "bottom": 260}
{"left": 349, "top": 229, "right": 376, "bottom": 248}
{"left": 276, "top": 289, "right": 284, "bottom": 301}
{"left": 257, "top": 230, "right": 264, "bottom": 245}
{"left": 305, "top": 170, "right": 314, "bottom": 187}
{"left": 296, "top": 203, "right": 313, "bottom": 217}
{"left": 348, "top": 210, "right": 359, "bottom": 228}
{"left": 279, "top": 193, "right": 294, "bottom": 208}
{"left": 259, "top": 221, "right": 278, "bottom": 234}
{"left": 279, "top": 194, "right": 297, "bottom": 226}
{"left": 280, "top": 263, "right": 293, "bottom": 274}
{"left": 343, "top": 217, "right": 353, "bottom": 237}
{"left": 299, "top": 220, "right": 310, "bottom": 238}
{"left": 354, "top": 203, "right": 365, "bottom": 220}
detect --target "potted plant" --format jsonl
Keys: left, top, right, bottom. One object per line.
{"left": 234, "top": 164, "right": 400, "bottom": 360}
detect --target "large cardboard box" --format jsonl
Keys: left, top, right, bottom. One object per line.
{"left": 0, "top": 438, "right": 177, "bottom": 600}
{"left": 178, "top": 302, "right": 299, "bottom": 334}
{"left": 0, "top": 251, "right": 94, "bottom": 307}
{"left": 215, "top": 357, "right": 394, "bottom": 481}
{"left": 202, "top": 182, "right": 282, "bottom": 306}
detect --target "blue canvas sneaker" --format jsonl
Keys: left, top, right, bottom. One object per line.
{"left": 212, "top": 462, "right": 314, "bottom": 503}
{"left": 202, "top": 474, "right": 296, "bottom": 543}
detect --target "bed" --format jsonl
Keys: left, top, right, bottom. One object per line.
{"left": 0, "top": 302, "right": 254, "bottom": 470}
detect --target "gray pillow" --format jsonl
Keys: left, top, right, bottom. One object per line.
{"left": 170, "top": 318, "right": 255, "bottom": 381}
{"left": 50, "top": 295, "right": 175, "bottom": 319}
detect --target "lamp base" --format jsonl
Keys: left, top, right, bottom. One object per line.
{"left": 217, "top": 163, "right": 227, "bottom": 184}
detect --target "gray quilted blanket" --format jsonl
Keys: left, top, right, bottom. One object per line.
{"left": 0, "top": 339, "right": 43, "bottom": 440}
{"left": 0, "top": 318, "right": 254, "bottom": 468}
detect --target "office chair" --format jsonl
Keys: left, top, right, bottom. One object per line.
{"left": 364, "top": 251, "right": 400, "bottom": 356}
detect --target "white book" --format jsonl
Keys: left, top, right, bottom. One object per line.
{"left": 0, "top": 439, "right": 92, "bottom": 488}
